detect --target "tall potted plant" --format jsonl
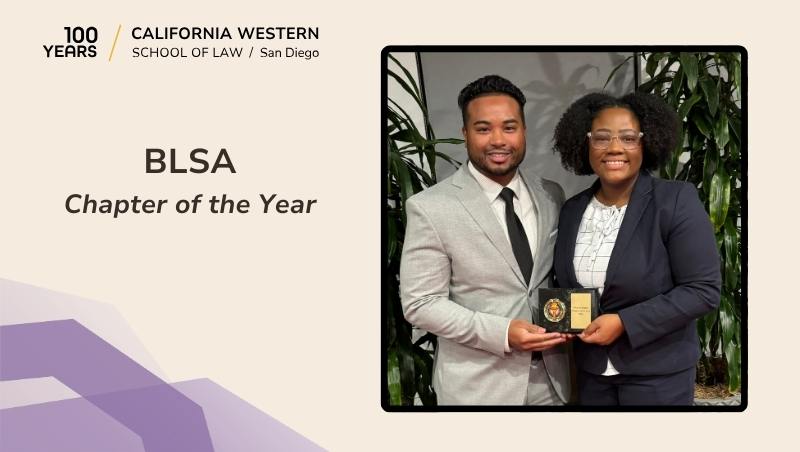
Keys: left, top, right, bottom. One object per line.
{"left": 385, "top": 54, "right": 461, "bottom": 406}
{"left": 609, "top": 51, "right": 743, "bottom": 394}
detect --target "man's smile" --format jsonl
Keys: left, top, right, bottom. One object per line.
{"left": 487, "top": 150, "right": 512, "bottom": 164}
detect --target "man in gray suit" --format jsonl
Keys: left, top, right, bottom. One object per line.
{"left": 400, "top": 75, "right": 571, "bottom": 405}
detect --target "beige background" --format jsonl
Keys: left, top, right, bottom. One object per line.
{"left": 0, "top": 0, "right": 794, "bottom": 450}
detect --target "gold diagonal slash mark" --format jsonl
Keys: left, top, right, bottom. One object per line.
{"left": 108, "top": 24, "right": 122, "bottom": 62}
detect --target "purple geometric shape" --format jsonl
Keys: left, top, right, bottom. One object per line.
{"left": 175, "top": 379, "right": 325, "bottom": 451}
{"left": 0, "top": 379, "right": 326, "bottom": 452}
{"left": 0, "top": 320, "right": 214, "bottom": 452}
{"left": 0, "top": 396, "right": 146, "bottom": 452}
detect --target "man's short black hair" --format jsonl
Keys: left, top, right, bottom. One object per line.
{"left": 458, "top": 75, "right": 526, "bottom": 126}
{"left": 552, "top": 92, "right": 679, "bottom": 175}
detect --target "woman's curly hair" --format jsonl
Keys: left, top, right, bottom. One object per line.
{"left": 552, "top": 92, "right": 679, "bottom": 175}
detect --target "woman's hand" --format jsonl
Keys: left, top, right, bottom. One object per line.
{"left": 579, "top": 314, "right": 625, "bottom": 345}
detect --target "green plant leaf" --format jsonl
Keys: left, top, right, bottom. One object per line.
{"left": 406, "top": 160, "right": 434, "bottom": 187}
{"left": 424, "top": 147, "right": 437, "bottom": 181}
{"left": 702, "top": 143, "right": 718, "bottom": 192}
{"left": 387, "top": 112, "right": 421, "bottom": 154}
{"left": 645, "top": 52, "right": 661, "bottom": 78}
{"left": 669, "top": 66, "right": 684, "bottom": 105}
{"left": 387, "top": 347, "right": 403, "bottom": 405}
{"left": 689, "top": 132, "right": 705, "bottom": 154}
{"left": 675, "top": 157, "right": 691, "bottom": 182}
{"left": 637, "top": 73, "right": 670, "bottom": 94}
{"left": 388, "top": 99, "right": 423, "bottom": 137}
{"left": 725, "top": 340, "right": 741, "bottom": 392}
{"left": 715, "top": 112, "right": 730, "bottom": 150}
{"left": 388, "top": 95, "right": 442, "bottom": 179}
{"left": 678, "top": 92, "right": 702, "bottom": 120}
{"left": 399, "top": 138, "right": 463, "bottom": 150}
{"left": 387, "top": 68, "right": 423, "bottom": 110}
{"left": 385, "top": 283, "right": 398, "bottom": 345}
{"left": 691, "top": 110, "right": 713, "bottom": 139}
{"left": 696, "top": 316, "right": 707, "bottom": 352}
{"left": 719, "top": 293, "right": 741, "bottom": 392}
{"left": 699, "top": 311, "right": 717, "bottom": 354}
{"left": 708, "top": 165, "right": 731, "bottom": 231}
{"left": 391, "top": 129, "right": 424, "bottom": 145}
{"left": 400, "top": 149, "right": 461, "bottom": 169}
{"left": 426, "top": 138, "right": 464, "bottom": 145}
{"left": 680, "top": 53, "right": 699, "bottom": 91}
{"left": 728, "top": 139, "right": 740, "bottom": 161}
{"left": 720, "top": 297, "right": 735, "bottom": 335}
{"left": 665, "top": 123, "right": 684, "bottom": 180}
{"left": 412, "top": 345, "right": 436, "bottom": 405}
{"left": 388, "top": 54, "right": 421, "bottom": 99}
{"left": 723, "top": 217, "right": 739, "bottom": 289}
{"left": 397, "top": 343, "right": 417, "bottom": 405}
{"left": 728, "top": 115, "right": 741, "bottom": 144}
{"left": 390, "top": 152, "right": 414, "bottom": 204}
{"left": 387, "top": 108, "right": 407, "bottom": 133}
{"left": 699, "top": 77, "right": 719, "bottom": 117}
{"left": 414, "top": 331, "right": 438, "bottom": 348}
{"left": 649, "top": 55, "right": 678, "bottom": 97}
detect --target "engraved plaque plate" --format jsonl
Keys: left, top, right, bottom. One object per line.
{"left": 536, "top": 288, "right": 599, "bottom": 333}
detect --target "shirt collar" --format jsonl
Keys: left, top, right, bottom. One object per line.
{"left": 467, "top": 161, "right": 523, "bottom": 201}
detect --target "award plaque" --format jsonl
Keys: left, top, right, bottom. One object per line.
{"left": 536, "top": 288, "right": 600, "bottom": 333}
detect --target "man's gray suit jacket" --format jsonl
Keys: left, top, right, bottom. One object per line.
{"left": 400, "top": 164, "right": 570, "bottom": 405}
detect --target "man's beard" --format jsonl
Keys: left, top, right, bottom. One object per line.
{"left": 470, "top": 151, "right": 524, "bottom": 178}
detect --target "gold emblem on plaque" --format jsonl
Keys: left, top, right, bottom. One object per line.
{"left": 543, "top": 298, "right": 566, "bottom": 322}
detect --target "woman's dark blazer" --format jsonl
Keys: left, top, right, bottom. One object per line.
{"left": 554, "top": 171, "right": 722, "bottom": 376}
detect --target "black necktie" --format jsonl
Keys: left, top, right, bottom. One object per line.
{"left": 499, "top": 187, "right": 533, "bottom": 283}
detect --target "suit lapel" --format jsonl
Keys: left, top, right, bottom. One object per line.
{"left": 563, "top": 185, "right": 595, "bottom": 288}
{"left": 452, "top": 166, "right": 526, "bottom": 285}
{"left": 603, "top": 171, "right": 654, "bottom": 287}
{"left": 520, "top": 171, "right": 549, "bottom": 287}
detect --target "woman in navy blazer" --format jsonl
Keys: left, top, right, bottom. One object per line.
{"left": 552, "top": 93, "right": 721, "bottom": 405}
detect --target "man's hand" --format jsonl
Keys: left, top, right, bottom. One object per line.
{"left": 578, "top": 314, "right": 625, "bottom": 345}
{"left": 508, "top": 319, "right": 570, "bottom": 352}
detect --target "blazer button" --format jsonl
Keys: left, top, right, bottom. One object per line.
{"left": 529, "top": 289, "right": 533, "bottom": 297}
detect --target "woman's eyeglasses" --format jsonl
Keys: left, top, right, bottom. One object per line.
{"left": 587, "top": 131, "right": 644, "bottom": 150}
